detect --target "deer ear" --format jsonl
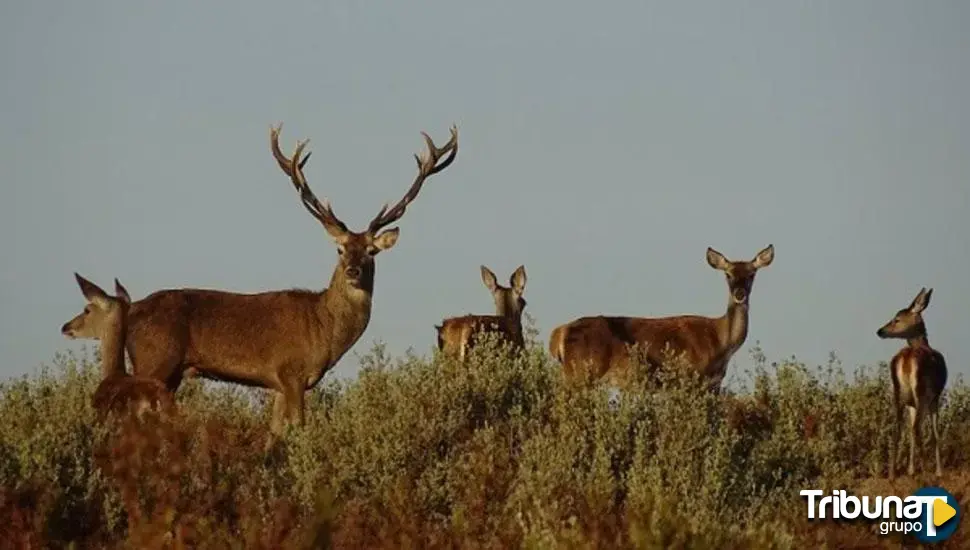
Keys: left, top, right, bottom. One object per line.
{"left": 510, "top": 265, "right": 527, "bottom": 295}
{"left": 115, "top": 279, "right": 132, "bottom": 304}
{"left": 480, "top": 265, "right": 498, "bottom": 292}
{"left": 706, "top": 248, "right": 730, "bottom": 271}
{"left": 75, "top": 273, "right": 109, "bottom": 307}
{"left": 752, "top": 244, "right": 775, "bottom": 269}
{"left": 373, "top": 228, "right": 399, "bottom": 251}
{"left": 910, "top": 287, "right": 932, "bottom": 313}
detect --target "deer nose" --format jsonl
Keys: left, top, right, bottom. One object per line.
{"left": 61, "top": 323, "right": 73, "bottom": 336}
{"left": 345, "top": 266, "right": 362, "bottom": 279}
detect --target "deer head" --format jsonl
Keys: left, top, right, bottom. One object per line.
{"left": 480, "top": 265, "right": 527, "bottom": 319}
{"left": 705, "top": 244, "right": 774, "bottom": 305}
{"left": 877, "top": 287, "right": 932, "bottom": 341}
{"left": 269, "top": 124, "right": 458, "bottom": 294}
{"left": 61, "top": 273, "right": 131, "bottom": 340}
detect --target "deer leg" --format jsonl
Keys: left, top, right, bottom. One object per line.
{"left": 930, "top": 406, "right": 943, "bottom": 478}
{"left": 906, "top": 406, "right": 918, "bottom": 476}
{"left": 890, "top": 405, "right": 904, "bottom": 480}
{"left": 284, "top": 387, "right": 306, "bottom": 427}
{"left": 262, "top": 392, "right": 288, "bottom": 453}
{"left": 162, "top": 364, "right": 189, "bottom": 394}
{"left": 275, "top": 369, "right": 306, "bottom": 430}
{"left": 269, "top": 391, "right": 287, "bottom": 436}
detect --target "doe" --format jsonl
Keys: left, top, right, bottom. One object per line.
{"left": 437, "top": 265, "right": 528, "bottom": 361}
{"left": 549, "top": 245, "right": 774, "bottom": 391}
{"left": 877, "top": 287, "right": 947, "bottom": 479}
{"left": 62, "top": 273, "right": 174, "bottom": 420}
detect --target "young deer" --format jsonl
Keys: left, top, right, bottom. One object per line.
{"left": 95, "top": 124, "right": 457, "bottom": 436}
{"left": 549, "top": 245, "right": 774, "bottom": 390}
{"left": 61, "top": 273, "right": 174, "bottom": 420}
{"left": 436, "top": 265, "right": 528, "bottom": 361}
{"left": 877, "top": 287, "right": 947, "bottom": 479}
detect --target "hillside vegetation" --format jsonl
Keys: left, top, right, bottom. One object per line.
{"left": 2, "top": 323, "right": 969, "bottom": 549}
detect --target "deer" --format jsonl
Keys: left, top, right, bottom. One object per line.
{"left": 877, "top": 287, "right": 947, "bottom": 479}
{"left": 61, "top": 273, "right": 174, "bottom": 420}
{"left": 549, "top": 244, "right": 774, "bottom": 391}
{"left": 100, "top": 123, "right": 458, "bottom": 437}
{"left": 436, "top": 265, "right": 528, "bottom": 361}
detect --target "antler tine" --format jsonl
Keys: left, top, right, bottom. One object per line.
{"left": 368, "top": 125, "right": 459, "bottom": 233}
{"left": 269, "top": 124, "right": 347, "bottom": 232}
{"left": 270, "top": 124, "right": 313, "bottom": 176}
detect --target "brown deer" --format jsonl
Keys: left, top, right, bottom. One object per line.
{"left": 877, "top": 287, "right": 947, "bottom": 479}
{"left": 549, "top": 244, "right": 774, "bottom": 390}
{"left": 436, "top": 265, "right": 528, "bottom": 361}
{"left": 61, "top": 273, "right": 174, "bottom": 420}
{"left": 112, "top": 124, "right": 458, "bottom": 435}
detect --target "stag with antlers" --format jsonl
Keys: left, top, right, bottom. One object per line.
{"left": 74, "top": 124, "right": 457, "bottom": 437}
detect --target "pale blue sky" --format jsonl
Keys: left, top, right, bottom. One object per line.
{"left": 2, "top": 1, "right": 968, "bottom": 381}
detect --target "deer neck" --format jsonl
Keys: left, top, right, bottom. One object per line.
{"left": 100, "top": 317, "right": 128, "bottom": 379}
{"left": 505, "top": 314, "right": 524, "bottom": 344}
{"left": 907, "top": 333, "right": 930, "bottom": 348}
{"left": 318, "top": 268, "right": 375, "bottom": 348}
{"left": 494, "top": 301, "right": 525, "bottom": 344}
{"left": 715, "top": 298, "right": 750, "bottom": 356}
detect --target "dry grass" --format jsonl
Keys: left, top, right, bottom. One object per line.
{"left": 1, "top": 328, "right": 968, "bottom": 549}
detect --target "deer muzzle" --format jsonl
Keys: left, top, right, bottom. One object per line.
{"left": 731, "top": 287, "right": 748, "bottom": 303}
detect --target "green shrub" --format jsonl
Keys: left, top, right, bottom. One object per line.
{"left": 1, "top": 329, "right": 967, "bottom": 548}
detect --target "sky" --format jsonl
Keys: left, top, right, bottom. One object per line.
{"left": 1, "top": 1, "right": 968, "bottom": 383}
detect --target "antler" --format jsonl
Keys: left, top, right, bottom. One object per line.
{"left": 367, "top": 125, "right": 459, "bottom": 233}
{"left": 269, "top": 123, "right": 348, "bottom": 234}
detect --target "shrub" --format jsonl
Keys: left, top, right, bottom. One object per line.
{"left": 1, "top": 332, "right": 967, "bottom": 548}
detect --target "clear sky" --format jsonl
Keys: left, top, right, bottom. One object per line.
{"left": 2, "top": 1, "right": 968, "bottom": 382}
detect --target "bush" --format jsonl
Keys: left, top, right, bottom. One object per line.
{"left": 1, "top": 331, "right": 968, "bottom": 548}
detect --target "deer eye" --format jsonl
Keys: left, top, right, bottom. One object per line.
{"left": 337, "top": 247, "right": 345, "bottom": 256}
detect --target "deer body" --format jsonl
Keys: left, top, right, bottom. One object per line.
{"left": 62, "top": 273, "right": 173, "bottom": 420}
{"left": 86, "top": 124, "right": 457, "bottom": 435}
{"left": 125, "top": 285, "right": 370, "bottom": 391}
{"left": 877, "top": 287, "right": 947, "bottom": 479}
{"left": 437, "top": 265, "right": 528, "bottom": 361}
{"left": 550, "top": 245, "right": 774, "bottom": 389}
{"left": 550, "top": 309, "right": 748, "bottom": 388}
{"left": 437, "top": 316, "right": 524, "bottom": 359}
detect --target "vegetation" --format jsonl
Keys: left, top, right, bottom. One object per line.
{"left": 2, "top": 320, "right": 969, "bottom": 549}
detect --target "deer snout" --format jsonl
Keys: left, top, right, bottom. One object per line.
{"left": 731, "top": 288, "right": 748, "bottom": 303}
{"left": 876, "top": 326, "right": 889, "bottom": 339}
{"left": 61, "top": 322, "right": 76, "bottom": 338}
{"left": 345, "top": 266, "right": 362, "bottom": 279}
